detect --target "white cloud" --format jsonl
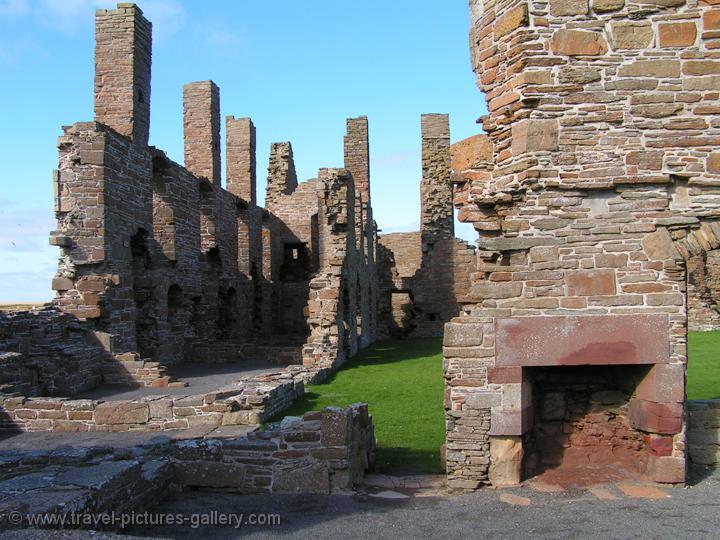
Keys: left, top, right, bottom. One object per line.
{"left": 197, "top": 20, "right": 243, "bottom": 57}
{"left": 141, "top": 0, "right": 187, "bottom": 41}
{"left": 0, "top": 0, "right": 29, "bottom": 17}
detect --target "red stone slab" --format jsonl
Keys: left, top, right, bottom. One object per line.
{"left": 495, "top": 315, "right": 670, "bottom": 367}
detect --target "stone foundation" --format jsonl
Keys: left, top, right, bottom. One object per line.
{"left": 0, "top": 404, "right": 375, "bottom": 529}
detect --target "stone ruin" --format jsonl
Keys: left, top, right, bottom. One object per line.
{"left": 0, "top": 0, "right": 719, "bottom": 506}
{"left": 0, "top": 3, "right": 471, "bottom": 437}
{"left": 445, "top": 0, "right": 720, "bottom": 490}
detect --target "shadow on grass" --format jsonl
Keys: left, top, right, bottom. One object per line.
{"left": 375, "top": 447, "right": 443, "bottom": 475}
{"left": 324, "top": 338, "right": 442, "bottom": 373}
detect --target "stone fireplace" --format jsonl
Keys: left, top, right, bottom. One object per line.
{"left": 524, "top": 364, "right": 650, "bottom": 484}
{"left": 478, "top": 315, "right": 685, "bottom": 486}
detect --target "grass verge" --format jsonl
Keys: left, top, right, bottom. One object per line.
{"left": 687, "top": 330, "right": 720, "bottom": 400}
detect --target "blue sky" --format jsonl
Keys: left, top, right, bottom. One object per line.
{"left": 0, "top": 0, "right": 486, "bottom": 302}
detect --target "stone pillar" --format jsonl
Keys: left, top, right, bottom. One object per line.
{"left": 94, "top": 3, "right": 152, "bottom": 146}
{"left": 265, "top": 142, "right": 298, "bottom": 208}
{"left": 226, "top": 116, "right": 256, "bottom": 205}
{"left": 183, "top": 80, "right": 221, "bottom": 186}
{"left": 420, "top": 114, "right": 453, "bottom": 236}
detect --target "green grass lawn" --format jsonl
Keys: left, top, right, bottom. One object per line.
{"left": 687, "top": 330, "right": 720, "bottom": 400}
{"left": 280, "top": 331, "right": 719, "bottom": 475}
{"left": 281, "top": 338, "right": 446, "bottom": 474}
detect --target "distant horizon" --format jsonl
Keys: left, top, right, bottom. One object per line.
{"left": 0, "top": 1, "right": 486, "bottom": 302}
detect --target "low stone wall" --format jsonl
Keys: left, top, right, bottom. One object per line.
{"left": 688, "top": 400, "right": 720, "bottom": 466}
{"left": 0, "top": 368, "right": 307, "bottom": 433}
{"left": 170, "top": 403, "right": 376, "bottom": 493}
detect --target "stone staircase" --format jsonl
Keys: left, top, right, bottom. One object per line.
{"left": 102, "top": 352, "right": 187, "bottom": 388}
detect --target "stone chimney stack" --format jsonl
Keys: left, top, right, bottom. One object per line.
{"left": 226, "top": 116, "right": 256, "bottom": 205}
{"left": 344, "top": 116, "right": 370, "bottom": 204}
{"left": 420, "top": 114, "right": 453, "bottom": 237}
{"left": 94, "top": 3, "right": 152, "bottom": 146}
{"left": 183, "top": 80, "right": 221, "bottom": 186}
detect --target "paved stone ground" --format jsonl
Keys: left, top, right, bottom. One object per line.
{"left": 0, "top": 425, "right": 256, "bottom": 452}
{"left": 75, "top": 362, "right": 281, "bottom": 401}
{"left": 1, "top": 466, "right": 718, "bottom": 539}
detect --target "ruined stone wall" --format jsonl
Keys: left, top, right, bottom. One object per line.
{"left": 688, "top": 399, "right": 720, "bottom": 465}
{"left": 0, "top": 308, "right": 107, "bottom": 397}
{"left": 378, "top": 233, "right": 476, "bottom": 338}
{"left": 688, "top": 250, "right": 720, "bottom": 330}
{"left": 266, "top": 142, "right": 298, "bottom": 208}
{"left": 444, "top": 0, "right": 720, "bottom": 490}
{"left": 45, "top": 5, "right": 269, "bottom": 382}
{"left": 420, "top": 114, "right": 454, "bottom": 237}
{"left": 183, "top": 81, "right": 221, "bottom": 186}
{"left": 3, "top": 3, "right": 379, "bottom": 410}
{"left": 376, "top": 115, "right": 476, "bottom": 338}
{"left": 303, "top": 168, "right": 359, "bottom": 372}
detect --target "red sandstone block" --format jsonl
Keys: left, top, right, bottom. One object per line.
{"left": 488, "top": 367, "right": 524, "bottom": 384}
{"left": 495, "top": 314, "right": 670, "bottom": 367}
{"left": 636, "top": 364, "right": 685, "bottom": 404}
{"left": 629, "top": 399, "right": 682, "bottom": 435}
{"left": 644, "top": 434, "right": 674, "bottom": 457}
{"left": 566, "top": 269, "right": 616, "bottom": 296}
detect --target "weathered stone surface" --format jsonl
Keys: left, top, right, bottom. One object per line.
{"left": 443, "top": 322, "right": 484, "bottom": 347}
{"left": 558, "top": 66, "right": 601, "bottom": 84}
{"left": 451, "top": 134, "right": 492, "bottom": 172}
{"left": 642, "top": 228, "right": 680, "bottom": 261}
{"left": 494, "top": 4, "right": 528, "bottom": 38}
{"left": 591, "top": 0, "right": 624, "bottom": 11}
{"left": 488, "top": 437, "right": 523, "bottom": 486}
{"left": 551, "top": 29, "right": 608, "bottom": 56}
{"left": 273, "top": 459, "right": 330, "bottom": 494}
{"left": 550, "top": 0, "right": 588, "bottom": 16}
{"left": 512, "top": 119, "right": 559, "bottom": 155}
{"left": 611, "top": 22, "right": 654, "bottom": 50}
{"left": 173, "top": 461, "right": 246, "bottom": 487}
{"left": 565, "top": 269, "right": 616, "bottom": 296}
{"left": 321, "top": 407, "right": 351, "bottom": 446}
{"left": 94, "top": 402, "right": 149, "bottom": 425}
{"left": 618, "top": 60, "right": 681, "bottom": 78}
{"left": 658, "top": 22, "right": 697, "bottom": 47}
